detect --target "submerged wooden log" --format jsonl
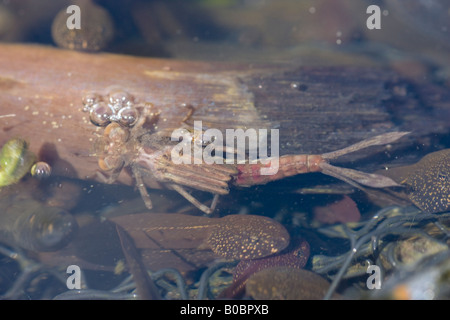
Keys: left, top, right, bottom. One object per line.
{"left": 0, "top": 43, "right": 448, "bottom": 189}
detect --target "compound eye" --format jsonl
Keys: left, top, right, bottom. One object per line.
{"left": 98, "top": 155, "right": 124, "bottom": 172}
{"left": 89, "top": 102, "right": 114, "bottom": 126}
{"left": 104, "top": 122, "right": 129, "bottom": 143}
{"left": 118, "top": 106, "right": 139, "bottom": 127}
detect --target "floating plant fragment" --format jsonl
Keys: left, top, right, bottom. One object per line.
{"left": 0, "top": 138, "right": 36, "bottom": 187}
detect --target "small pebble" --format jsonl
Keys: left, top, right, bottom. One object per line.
{"left": 51, "top": 2, "right": 114, "bottom": 52}
{"left": 246, "top": 267, "right": 335, "bottom": 300}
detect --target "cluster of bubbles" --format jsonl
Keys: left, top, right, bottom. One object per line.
{"left": 82, "top": 90, "right": 140, "bottom": 128}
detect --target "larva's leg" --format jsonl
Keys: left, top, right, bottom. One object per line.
{"left": 170, "top": 184, "right": 219, "bottom": 214}
{"left": 133, "top": 168, "right": 153, "bottom": 210}
{"left": 96, "top": 167, "right": 121, "bottom": 184}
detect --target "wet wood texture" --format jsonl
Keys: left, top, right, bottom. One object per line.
{"left": 0, "top": 43, "right": 448, "bottom": 188}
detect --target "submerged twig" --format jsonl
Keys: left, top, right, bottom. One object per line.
{"left": 116, "top": 224, "right": 162, "bottom": 300}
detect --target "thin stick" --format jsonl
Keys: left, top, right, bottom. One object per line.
{"left": 116, "top": 224, "right": 162, "bottom": 300}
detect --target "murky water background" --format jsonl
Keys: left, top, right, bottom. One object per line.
{"left": 0, "top": 0, "right": 449, "bottom": 300}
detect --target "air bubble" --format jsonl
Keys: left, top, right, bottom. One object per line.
{"left": 118, "top": 106, "right": 139, "bottom": 127}
{"left": 82, "top": 92, "right": 101, "bottom": 112}
{"left": 290, "top": 82, "right": 300, "bottom": 89}
{"left": 108, "top": 90, "right": 134, "bottom": 111}
{"left": 31, "top": 162, "right": 52, "bottom": 179}
{"left": 89, "top": 102, "right": 114, "bottom": 126}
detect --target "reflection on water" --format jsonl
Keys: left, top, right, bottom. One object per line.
{"left": 0, "top": 0, "right": 449, "bottom": 300}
